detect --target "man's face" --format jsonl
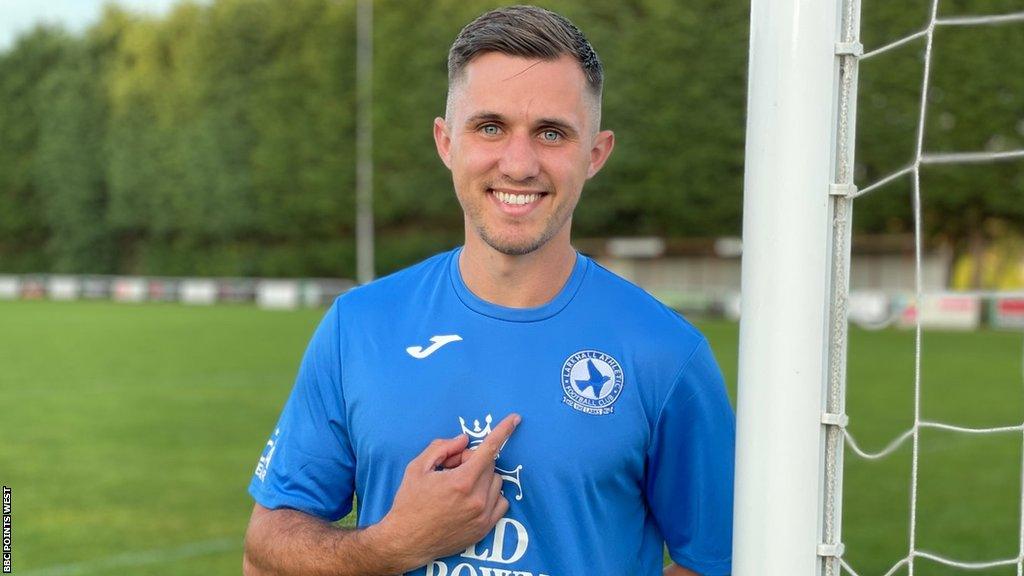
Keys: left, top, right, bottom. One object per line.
{"left": 434, "top": 52, "right": 614, "bottom": 256}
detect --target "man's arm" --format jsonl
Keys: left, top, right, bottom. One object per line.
{"left": 664, "top": 562, "right": 700, "bottom": 576}
{"left": 646, "top": 339, "right": 735, "bottom": 576}
{"left": 244, "top": 504, "right": 407, "bottom": 576}
{"left": 244, "top": 414, "right": 520, "bottom": 576}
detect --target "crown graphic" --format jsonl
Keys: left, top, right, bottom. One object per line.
{"left": 458, "top": 413, "right": 493, "bottom": 448}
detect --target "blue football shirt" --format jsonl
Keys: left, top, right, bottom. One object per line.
{"left": 249, "top": 247, "right": 735, "bottom": 576}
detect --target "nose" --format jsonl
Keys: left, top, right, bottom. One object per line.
{"left": 497, "top": 130, "right": 541, "bottom": 182}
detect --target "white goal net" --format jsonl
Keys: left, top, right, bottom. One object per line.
{"left": 834, "top": 0, "right": 1024, "bottom": 574}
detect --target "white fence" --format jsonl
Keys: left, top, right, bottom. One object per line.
{"left": 1, "top": 270, "right": 1020, "bottom": 328}
{"left": 0, "top": 274, "right": 355, "bottom": 310}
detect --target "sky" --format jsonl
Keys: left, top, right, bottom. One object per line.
{"left": 0, "top": 0, "right": 191, "bottom": 51}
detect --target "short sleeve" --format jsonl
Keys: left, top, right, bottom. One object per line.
{"left": 247, "top": 300, "right": 357, "bottom": 522}
{"left": 645, "top": 339, "right": 735, "bottom": 575}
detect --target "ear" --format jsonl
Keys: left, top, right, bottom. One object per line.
{"left": 586, "top": 130, "right": 615, "bottom": 179}
{"left": 433, "top": 117, "right": 452, "bottom": 169}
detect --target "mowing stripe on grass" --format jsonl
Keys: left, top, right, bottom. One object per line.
{"left": 19, "top": 537, "right": 241, "bottom": 576}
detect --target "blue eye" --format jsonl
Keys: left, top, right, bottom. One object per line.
{"left": 481, "top": 124, "right": 500, "bottom": 136}
{"left": 541, "top": 130, "right": 561, "bottom": 142}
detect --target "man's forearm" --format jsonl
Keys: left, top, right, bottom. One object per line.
{"left": 244, "top": 506, "right": 418, "bottom": 576}
{"left": 245, "top": 421, "right": 517, "bottom": 575}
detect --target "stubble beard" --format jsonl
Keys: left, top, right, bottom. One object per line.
{"left": 464, "top": 185, "right": 576, "bottom": 257}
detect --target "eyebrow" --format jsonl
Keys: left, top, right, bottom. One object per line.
{"left": 464, "top": 111, "right": 580, "bottom": 139}
{"left": 464, "top": 111, "right": 504, "bottom": 127}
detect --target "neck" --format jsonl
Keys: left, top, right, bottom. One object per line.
{"left": 458, "top": 230, "right": 577, "bottom": 308}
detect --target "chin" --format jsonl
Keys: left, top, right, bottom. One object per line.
{"left": 484, "top": 236, "right": 546, "bottom": 256}
{"left": 488, "top": 242, "right": 544, "bottom": 257}
{"left": 478, "top": 228, "right": 548, "bottom": 256}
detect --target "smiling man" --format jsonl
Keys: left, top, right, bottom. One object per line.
{"left": 244, "top": 6, "right": 734, "bottom": 576}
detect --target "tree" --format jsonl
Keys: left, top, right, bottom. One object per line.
{"left": 0, "top": 27, "right": 71, "bottom": 271}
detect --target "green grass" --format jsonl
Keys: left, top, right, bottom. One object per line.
{"left": 0, "top": 300, "right": 1021, "bottom": 575}
{"left": 842, "top": 327, "right": 1024, "bottom": 575}
{"left": 0, "top": 300, "right": 325, "bottom": 575}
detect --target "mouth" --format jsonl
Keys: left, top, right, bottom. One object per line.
{"left": 488, "top": 188, "right": 549, "bottom": 216}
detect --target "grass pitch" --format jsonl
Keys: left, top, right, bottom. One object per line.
{"left": 0, "top": 300, "right": 1021, "bottom": 575}
{"left": 0, "top": 300, "right": 324, "bottom": 575}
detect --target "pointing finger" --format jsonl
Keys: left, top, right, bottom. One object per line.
{"left": 463, "top": 413, "right": 520, "bottom": 475}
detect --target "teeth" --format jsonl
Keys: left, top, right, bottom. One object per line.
{"left": 495, "top": 191, "right": 540, "bottom": 206}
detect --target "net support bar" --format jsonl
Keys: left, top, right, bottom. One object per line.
{"left": 734, "top": 0, "right": 847, "bottom": 572}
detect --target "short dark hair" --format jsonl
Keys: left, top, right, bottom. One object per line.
{"left": 447, "top": 5, "right": 603, "bottom": 97}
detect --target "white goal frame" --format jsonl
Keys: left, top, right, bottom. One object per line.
{"left": 733, "top": 0, "right": 860, "bottom": 573}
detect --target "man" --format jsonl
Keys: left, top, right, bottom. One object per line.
{"left": 244, "top": 6, "right": 734, "bottom": 576}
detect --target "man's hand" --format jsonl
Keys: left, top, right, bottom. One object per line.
{"left": 664, "top": 562, "right": 701, "bottom": 576}
{"left": 377, "top": 413, "right": 521, "bottom": 570}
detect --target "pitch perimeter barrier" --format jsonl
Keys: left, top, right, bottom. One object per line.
{"left": 1, "top": 273, "right": 1022, "bottom": 325}
{"left": 990, "top": 297, "right": 1024, "bottom": 329}
{"left": 0, "top": 274, "right": 354, "bottom": 310}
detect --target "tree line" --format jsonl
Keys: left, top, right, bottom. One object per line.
{"left": 0, "top": 0, "right": 1020, "bottom": 278}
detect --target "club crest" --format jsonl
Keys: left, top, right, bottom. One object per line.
{"left": 561, "top": 350, "right": 624, "bottom": 415}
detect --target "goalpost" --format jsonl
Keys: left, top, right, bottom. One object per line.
{"left": 734, "top": 0, "right": 859, "bottom": 571}
{"left": 735, "top": 0, "right": 1024, "bottom": 573}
